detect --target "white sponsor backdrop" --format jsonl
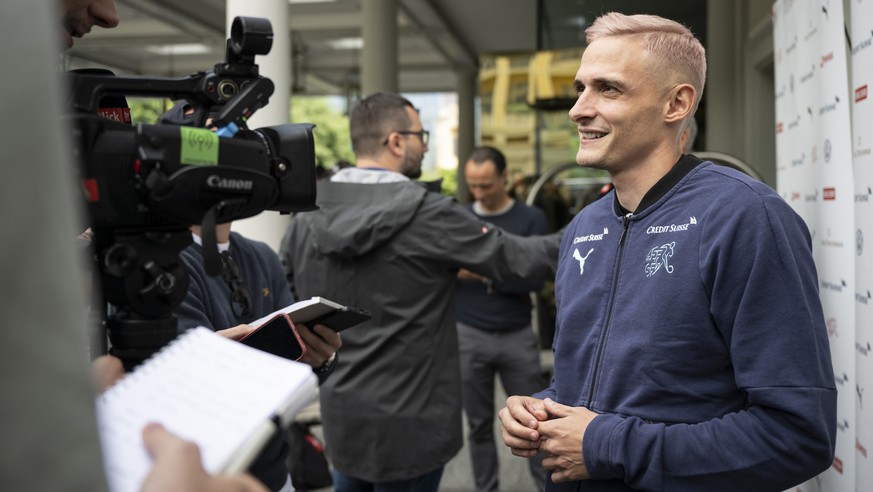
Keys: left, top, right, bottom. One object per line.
{"left": 774, "top": 0, "right": 871, "bottom": 490}
{"left": 850, "top": 0, "right": 873, "bottom": 488}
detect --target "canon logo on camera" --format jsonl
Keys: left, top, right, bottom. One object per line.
{"left": 206, "top": 175, "right": 253, "bottom": 191}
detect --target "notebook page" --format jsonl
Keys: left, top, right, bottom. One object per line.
{"left": 95, "top": 326, "right": 317, "bottom": 492}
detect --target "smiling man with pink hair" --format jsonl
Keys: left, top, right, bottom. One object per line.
{"left": 500, "top": 12, "right": 836, "bottom": 492}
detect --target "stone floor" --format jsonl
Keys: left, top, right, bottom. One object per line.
{"left": 306, "top": 410, "right": 538, "bottom": 492}
{"left": 302, "top": 350, "right": 553, "bottom": 492}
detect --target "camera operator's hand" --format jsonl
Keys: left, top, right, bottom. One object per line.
{"left": 140, "top": 423, "right": 268, "bottom": 492}
{"left": 216, "top": 324, "right": 257, "bottom": 341}
{"left": 91, "top": 354, "right": 126, "bottom": 392}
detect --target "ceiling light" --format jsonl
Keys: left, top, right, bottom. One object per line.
{"left": 328, "top": 37, "right": 363, "bottom": 50}
{"left": 145, "top": 44, "right": 213, "bottom": 56}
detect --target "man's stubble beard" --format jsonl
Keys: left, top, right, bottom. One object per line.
{"left": 401, "top": 148, "right": 423, "bottom": 179}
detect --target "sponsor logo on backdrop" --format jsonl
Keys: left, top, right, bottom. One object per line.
{"left": 823, "top": 187, "right": 836, "bottom": 200}
{"left": 800, "top": 64, "right": 816, "bottom": 83}
{"left": 859, "top": 385, "right": 866, "bottom": 411}
{"left": 858, "top": 438, "right": 868, "bottom": 459}
{"left": 805, "top": 21, "right": 818, "bottom": 41}
{"left": 822, "top": 234, "right": 844, "bottom": 248}
{"left": 826, "top": 316, "right": 839, "bottom": 336}
{"left": 835, "top": 372, "right": 850, "bottom": 386}
{"left": 776, "top": 121, "right": 784, "bottom": 134}
{"left": 856, "top": 134, "right": 871, "bottom": 158}
{"left": 833, "top": 455, "right": 844, "bottom": 474}
{"left": 786, "top": 35, "right": 798, "bottom": 55}
{"left": 805, "top": 190, "right": 818, "bottom": 202}
{"left": 855, "top": 290, "right": 871, "bottom": 305}
{"left": 788, "top": 113, "right": 802, "bottom": 130}
{"left": 858, "top": 84, "right": 869, "bottom": 103}
{"left": 852, "top": 31, "right": 872, "bottom": 55}
{"left": 859, "top": 229, "right": 865, "bottom": 255}
{"left": 791, "top": 152, "right": 805, "bottom": 166}
{"left": 823, "top": 139, "right": 832, "bottom": 163}
{"left": 790, "top": 191, "right": 801, "bottom": 202}
{"left": 856, "top": 187, "right": 872, "bottom": 202}
{"left": 858, "top": 341, "right": 872, "bottom": 356}
{"left": 820, "top": 51, "right": 834, "bottom": 67}
{"left": 819, "top": 95, "right": 841, "bottom": 115}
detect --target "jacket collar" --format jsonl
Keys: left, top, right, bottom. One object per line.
{"left": 614, "top": 154, "right": 705, "bottom": 216}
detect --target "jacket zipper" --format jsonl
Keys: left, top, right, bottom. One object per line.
{"left": 586, "top": 213, "right": 632, "bottom": 406}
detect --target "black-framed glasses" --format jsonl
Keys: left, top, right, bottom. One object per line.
{"left": 220, "top": 251, "right": 254, "bottom": 319}
{"left": 383, "top": 129, "right": 429, "bottom": 146}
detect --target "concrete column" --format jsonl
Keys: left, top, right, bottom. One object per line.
{"left": 456, "top": 68, "right": 477, "bottom": 202}
{"left": 226, "top": 0, "right": 291, "bottom": 252}
{"left": 361, "top": 0, "right": 398, "bottom": 95}
{"left": 705, "top": 0, "right": 741, "bottom": 154}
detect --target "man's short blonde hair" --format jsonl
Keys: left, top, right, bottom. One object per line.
{"left": 586, "top": 12, "right": 707, "bottom": 110}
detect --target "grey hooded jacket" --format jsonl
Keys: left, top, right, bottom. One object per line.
{"left": 280, "top": 176, "right": 559, "bottom": 482}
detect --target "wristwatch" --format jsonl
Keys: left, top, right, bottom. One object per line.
{"left": 317, "top": 352, "right": 337, "bottom": 374}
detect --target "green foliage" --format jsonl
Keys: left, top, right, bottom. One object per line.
{"left": 127, "top": 96, "right": 356, "bottom": 174}
{"left": 421, "top": 167, "right": 458, "bottom": 198}
{"left": 290, "top": 97, "right": 355, "bottom": 169}
{"left": 127, "top": 98, "right": 172, "bottom": 125}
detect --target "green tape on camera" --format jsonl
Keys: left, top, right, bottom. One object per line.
{"left": 180, "top": 127, "right": 219, "bottom": 166}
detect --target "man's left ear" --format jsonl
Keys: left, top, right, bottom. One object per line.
{"left": 664, "top": 84, "right": 696, "bottom": 123}
{"left": 386, "top": 132, "right": 405, "bottom": 157}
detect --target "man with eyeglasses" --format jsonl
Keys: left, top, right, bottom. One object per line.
{"left": 279, "top": 92, "right": 561, "bottom": 492}
{"left": 455, "top": 146, "right": 548, "bottom": 492}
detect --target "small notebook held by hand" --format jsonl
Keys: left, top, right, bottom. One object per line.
{"left": 250, "top": 296, "right": 371, "bottom": 332}
{"left": 95, "top": 326, "right": 318, "bottom": 492}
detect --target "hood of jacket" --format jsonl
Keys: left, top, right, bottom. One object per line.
{"left": 304, "top": 179, "right": 429, "bottom": 259}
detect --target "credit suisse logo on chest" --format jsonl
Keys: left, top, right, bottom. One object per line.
{"left": 644, "top": 216, "right": 698, "bottom": 277}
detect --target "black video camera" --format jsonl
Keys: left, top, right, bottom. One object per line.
{"left": 66, "top": 17, "right": 318, "bottom": 367}
{"left": 67, "top": 16, "right": 317, "bottom": 230}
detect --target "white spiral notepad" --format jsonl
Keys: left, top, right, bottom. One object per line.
{"left": 95, "top": 326, "right": 318, "bottom": 492}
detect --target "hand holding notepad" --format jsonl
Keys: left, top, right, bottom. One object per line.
{"left": 95, "top": 327, "right": 318, "bottom": 492}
